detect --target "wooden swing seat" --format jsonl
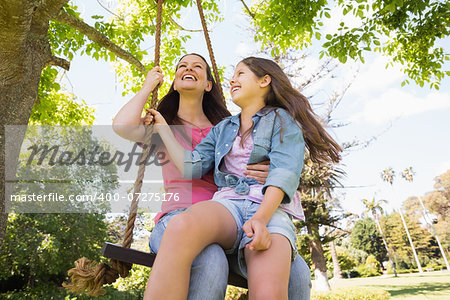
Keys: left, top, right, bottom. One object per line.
{"left": 102, "top": 242, "right": 248, "bottom": 289}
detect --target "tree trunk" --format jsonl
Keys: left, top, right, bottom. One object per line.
{"left": 329, "top": 240, "right": 343, "bottom": 279}
{"left": 0, "top": 0, "right": 69, "bottom": 247}
{"left": 398, "top": 209, "right": 423, "bottom": 273}
{"left": 307, "top": 223, "right": 330, "bottom": 292}
{"left": 375, "top": 217, "right": 397, "bottom": 276}
{"left": 418, "top": 196, "right": 450, "bottom": 271}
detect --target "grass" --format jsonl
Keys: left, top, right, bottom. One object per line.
{"left": 320, "top": 271, "right": 450, "bottom": 299}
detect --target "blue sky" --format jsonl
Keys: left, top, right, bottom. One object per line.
{"left": 66, "top": 0, "right": 450, "bottom": 216}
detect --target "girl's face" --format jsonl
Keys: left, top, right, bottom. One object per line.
{"left": 230, "top": 62, "right": 269, "bottom": 108}
{"left": 173, "top": 55, "right": 212, "bottom": 94}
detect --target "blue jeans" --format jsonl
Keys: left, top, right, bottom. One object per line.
{"left": 149, "top": 208, "right": 311, "bottom": 300}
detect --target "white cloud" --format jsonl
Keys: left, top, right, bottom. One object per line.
{"left": 235, "top": 42, "right": 251, "bottom": 56}
{"left": 349, "top": 56, "right": 405, "bottom": 96}
{"left": 349, "top": 89, "right": 450, "bottom": 125}
{"left": 435, "top": 161, "right": 450, "bottom": 177}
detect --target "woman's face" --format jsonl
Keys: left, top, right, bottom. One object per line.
{"left": 173, "top": 55, "right": 212, "bottom": 94}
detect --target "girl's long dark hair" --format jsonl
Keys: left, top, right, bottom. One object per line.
{"left": 156, "top": 53, "right": 230, "bottom": 125}
{"left": 240, "top": 57, "right": 342, "bottom": 164}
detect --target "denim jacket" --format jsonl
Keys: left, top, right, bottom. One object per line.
{"left": 183, "top": 106, "right": 305, "bottom": 204}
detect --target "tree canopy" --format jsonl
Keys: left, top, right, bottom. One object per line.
{"left": 350, "top": 218, "right": 387, "bottom": 264}
{"left": 249, "top": 0, "right": 449, "bottom": 89}
{"left": 381, "top": 212, "right": 439, "bottom": 268}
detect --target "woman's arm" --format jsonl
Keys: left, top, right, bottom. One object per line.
{"left": 112, "top": 67, "right": 163, "bottom": 142}
{"left": 244, "top": 161, "right": 269, "bottom": 184}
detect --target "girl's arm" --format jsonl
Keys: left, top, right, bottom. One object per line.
{"left": 262, "top": 109, "right": 305, "bottom": 203}
{"left": 245, "top": 110, "right": 305, "bottom": 250}
{"left": 112, "top": 67, "right": 163, "bottom": 142}
{"left": 146, "top": 109, "right": 217, "bottom": 179}
{"left": 243, "top": 186, "right": 284, "bottom": 251}
{"left": 156, "top": 123, "right": 185, "bottom": 173}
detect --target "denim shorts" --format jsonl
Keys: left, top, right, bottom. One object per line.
{"left": 149, "top": 208, "right": 187, "bottom": 253}
{"left": 212, "top": 198, "right": 297, "bottom": 278}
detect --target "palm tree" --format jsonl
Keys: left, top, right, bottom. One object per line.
{"left": 329, "top": 238, "right": 343, "bottom": 279}
{"left": 402, "top": 168, "right": 445, "bottom": 271}
{"left": 381, "top": 167, "right": 395, "bottom": 185}
{"left": 362, "top": 197, "right": 398, "bottom": 276}
{"left": 382, "top": 167, "right": 423, "bottom": 273}
{"left": 298, "top": 158, "right": 346, "bottom": 291}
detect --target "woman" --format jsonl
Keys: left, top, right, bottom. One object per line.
{"left": 113, "top": 53, "right": 311, "bottom": 299}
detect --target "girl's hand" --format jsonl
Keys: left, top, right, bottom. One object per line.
{"left": 244, "top": 160, "right": 270, "bottom": 184}
{"left": 142, "top": 110, "right": 154, "bottom": 125}
{"left": 143, "top": 66, "right": 164, "bottom": 92}
{"left": 144, "top": 109, "right": 168, "bottom": 132}
{"left": 243, "top": 217, "right": 271, "bottom": 251}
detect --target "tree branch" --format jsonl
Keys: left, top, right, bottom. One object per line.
{"left": 96, "top": 0, "right": 122, "bottom": 19}
{"left": 168, "top": 16, "right": 202, "bottom": 32}
{"left": 45, "top": 55, "right": 70, "bottom": 70}
{"left": 240, "top": 0, "right": 256, "bottom": 20}
{"left": 53, "top": 10, "right": 147, "bottom": 74}
{"left": 32, "top": 0, "right": 69, "bottom": 28}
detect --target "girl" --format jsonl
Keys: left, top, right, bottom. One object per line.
{"left": 113, "top": 54, "right": 312, "bottom": 300}
{"left": 144, "top": 57, "right": 342, "bottom": 299}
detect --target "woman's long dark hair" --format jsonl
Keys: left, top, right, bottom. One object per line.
{"left": 240, "top": 57, "right": 342, "bottom": 164}
{"left": 156, "top": 53, "right": 230, "bottom": 125}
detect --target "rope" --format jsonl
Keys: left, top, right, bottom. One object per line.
{"left": 195, "top": 0, "right": 225, "bottom": 103}
{"left": 151, "top": 0, "right": 164, "bottom": 105}
{"left": 121, "top": 0, "right": 164, "bottom": 251}
{"left": 63, "top": 1, "right": 165, "bottom": 296}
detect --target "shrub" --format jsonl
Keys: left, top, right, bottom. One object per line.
{"left": 312, "top": 287, "right": 391, "bottom": 300}
{"left": 356, "top": 264, "right": 381, "bottom": 277}
{"left": 0, "top": 284, "right": 142, "bottom": 300}
{"left": 326, "top": 247, "right": 358, "bottom": 277}
{"left": 112, "top": 264, "right": 150, "bottom": 293}
{"left": 426, "top": 264, "right": 445, "bottom": 271}
{"left": 226, "top": 286, "right": 247, "bottom": 300}
{"left": 356, "top": 255, "right": 382, "bottom": 277}
{"left": 342, "top": 270, "right": 360, "bottom": 278}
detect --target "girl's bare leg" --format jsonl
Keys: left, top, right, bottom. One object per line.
{"left": 144, "top": 201, "right": 237, "bottom": 300}
{"left": 245, "top": 234, "right": 292, "bottom": 300}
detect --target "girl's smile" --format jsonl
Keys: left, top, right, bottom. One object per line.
{"left": 230, "top": 62, "right": 270, "bottom": 108}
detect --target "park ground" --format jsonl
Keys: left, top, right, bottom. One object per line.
{"left": 312, "top": 271, "right": 450, "bottom": 299}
